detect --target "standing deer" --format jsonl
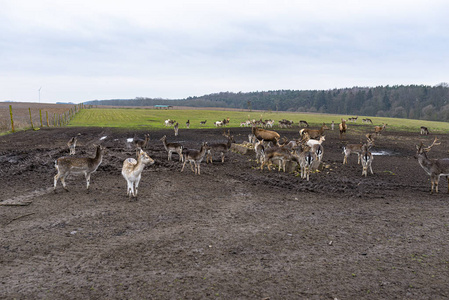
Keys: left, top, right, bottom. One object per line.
{"left": 361, "top": 144, "right": 374, "bottom": 177}
{"left": 160, "top": 135, "right": 183, "bottom": 162}
{"left": 374, "top": 123, "right": 387, "bottom": 135}
{"left": 415, "top": 137, "right": 449, "bottom": 194}
{"left": 254, "top": 138, "right": 265, "bottom": 164}
{"left": 420, "top": 126, "right": 430, "bottom": 135}
{"left": 186, "top": 120, "right": 190, "bottom": 128}
{"left": 296, "top": 145, "right": 317, "bottom": 181}
{"left": 54, "top": 145, "right": 106, "bottom": 193}
{"left": 299, "top": 123, "right": 328, "bottom": 139}
{"left": 122, "top": 149, "right": 155, "bottom": 199}
{"left": 339, "top": 119, "right": 347, "bottom": 139}
{"left": 174, "top": 122, "right": 179, "bottom": 136}
{"left": 252, "top": 126, "right": 280, "bottom": 146}
{"left": 206, "top": 130, "right": 235, "bottom": 164}
{"left": 133, "top": 134, "right": 150, "bottom": 149}
{"left": 67, "top": 137, "right": 77, "bottom": 155}
{"left": 181, "top": 142, "right": 210, "bottom": 175}
{"left": 343, "top": 136, "right": 375, "bottom": 164}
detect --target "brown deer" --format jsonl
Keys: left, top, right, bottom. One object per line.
{"left": 67, "top": 137, "right": 77, "bottom": 155}
{"left": 339, "top": 119, "right": 347, "bottom": 139}
{"left": 206, "top": 130, "right": 235, "bottom": 164}
{"left": 299, "top": 123, "right": 328, "bottom": 139}
{"left": 252, "top": 126, "right": 280, "bottom": 146}
{"left": 54, "top": 145, "right": 106, "bottom": 193}
{"left": 374, "top": 123, "right": 387, "bottom": 135}
{"left": 133, "top": 134, "right": 150, "bottom": 149}
{"left": 260, "top": 146, "right": 300, "bottom": 172}
{"left": 343, "top": 136, "right": 375, "bottom": 164}
{"left": 160, "top": 135, "right": 183, "bottom": 162}
{"left": 415, "top": 137, "right": 449, "bottom": 194}
{"left": 181, "top": 142, "right": 211, "bottom": 175}
{"left": 174, "top": 122, "right": 179, "bottom": 136}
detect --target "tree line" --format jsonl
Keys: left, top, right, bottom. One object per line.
{"left": 86, "top": 83, "right": 449, "bottom": 121}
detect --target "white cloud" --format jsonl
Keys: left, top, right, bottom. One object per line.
{"left": 1, "top": 0, "right": 448, "bottom": 102}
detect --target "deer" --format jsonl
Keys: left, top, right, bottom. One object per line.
{"left": 186, "top": 120, "right": 190, "bottom": 128}
{"left": 174, "top": 122, "right": 179, "bottom": 136}
{"left": 294, "top": 145, "right": 317, "bottom": 181}
{"left": 331, "top": 120, "right": 335, "bottom": 131}
{"left": 361, "top": 144, "right": 374, "bottom": 177}
{"left": 54, "top": 145, "right": 106, "bottom": 193}
{"left": 133, "top": 134, "right": 150, "bottom": 149}
{"left": 260, "top": 146, "right": 299, "bottom": 172}
{"left": 160, "top": 135, "right": 183, "bottom": 162}
{"left": 200, "top": 120, "right": 207, "bottom": 125}
{"left": 254, "top": 138, "right": 265, "bottom": 164}
{"left": 299, "top": 123, "right": 328, "bottom": 139}
{"left": 67, "top": 137, "right": 77, "bottom": 155}
{"left": 415, "top": 137, "right": 449, "bottom": 194}
{"left": 122, "top": 149, "right": 155, "bottom": 199}
{"left": 299, "top": 120, "right": 309, "bottom": 127}
{"left": 343, "top": 136, "right": 375, "bottom": 164}
{"left": 374, "top": 123, "right": 387, "bottom": 135}
{"left": 181, "top": 142, "right": 210, "bottom": 175}
{"left": 206, "top": 130, "right": 235, "bottom": 164}
{"left": 420, "top": 126, "right": 430, "bottom": 135}
{"left": 338, "top": 119, "right": 347, "bottom": 139}
{"left": 252, "top": 126, "right": 280, "bottom": 147}
{"left": 362, "top": 118, "right": 373, "bottom": 124}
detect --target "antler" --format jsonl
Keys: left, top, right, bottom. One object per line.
{"left": 424, "top": 137, "right": 440, "bottom": 152}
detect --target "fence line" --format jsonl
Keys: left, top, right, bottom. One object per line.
{"left": 2, "top": 103, "right": 86, "bottom": 133}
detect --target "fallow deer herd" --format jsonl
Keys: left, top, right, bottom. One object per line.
{"left": 53, "top": 115, "right": 445, "bottom": 198}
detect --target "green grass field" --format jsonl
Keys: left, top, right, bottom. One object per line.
{"left": 68, "top": 107, "right": 449, "bottom": 134}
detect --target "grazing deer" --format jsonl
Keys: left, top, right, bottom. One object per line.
{"left": 363, "top": 118, "right": 373, "bottom": 124}
{"left": 361, "top": 144, "right": 374, "bottom": 177}
{"left": 415, "top": 137, "right": 449, "bottom": 194}
{"left": 252, "top": 126, "right": 280, "bottom": 146}
{"left": 181, "top": 142, "right": 210, "bottom": 175}
{"left": 420, "top": 126, "right": 430, "bottom": 135}
{"left": 186, "top": 120, "right": 190, "bottom": 128}
{"left": 343, "top": 136, "right": 375, "bottom": 164}
{"left": 164, "top": 119, "right": 176, "bottom": 127}
{"left": 214, "top": 120, "right": 223, "bottom": 127}
{"left": 67, "top": 137, "right": 77, "bottom": 155}
{"left": 160, "top": 135, "right": 183, "bottom": 162}
{"left": 200, "top": 120, "right": 207, "bottom": 125}
{"left": 299, "top": 123, "right": 328, "bottom": 139}
{"left": 133, "top": 134, "right": 150, "bottom": 149}
{"left": 122, "top": 149, "right": 155, "bottom": 199}
{"left": 374, "top": 123, "right": 387, "bottom": 135}
{"left": 174, "top": 122, "right": 179, "bottom": 136}
{"left": 299, "top": 120, "right": 309, "bottom": 127}
{"left": 339, "top": 119, "right": 347, "bottom": 139}
{"left": 54, "top": 145, "right": 106, "bottom": 193}
{"left": 206, "top": 130, "right": 235, "bottom": 164}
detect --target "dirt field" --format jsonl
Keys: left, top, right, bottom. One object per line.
{"left": 1, "top": 125, "right": 448, "bottom": 299}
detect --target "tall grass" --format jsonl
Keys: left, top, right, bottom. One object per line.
{"left": 68, "top": 108, "right": 449, "bottom": 133}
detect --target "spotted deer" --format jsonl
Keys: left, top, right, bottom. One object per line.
{"left": 361, "top": 144, "right": 374, "bottom": 177}
{"left": 67, "top": 137, "right": 77, "bottom": 155}
{"left": 206, "top": 130, "right": 235, "bottom": 164}
{"left": 160, "top": 135, "right": 183, "bottom": 162}
{"left": 122, "top": 149, "right": 155, "bottom": 199}
{"left": 133, "top": 134, "right": 150, "bottom": 149}
{"left": 415, "top": 137, "right": 449, "bottom": 194}
{"left": 181, "top": 142, "right": 210, "bottom": 175}
{"left": 54, "top": 145, "right": 106, "bottom": 193}
{"left": 343, "top": 136, "right": 375, "bottom": 164}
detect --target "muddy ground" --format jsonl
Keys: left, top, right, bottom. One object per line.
{"left": 1, "top": 125, "right": 448, "bottom": 299}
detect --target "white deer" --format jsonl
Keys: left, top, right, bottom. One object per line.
{"left": 122, "top": 149, "right": 155, "bottom": 199}
{"left": 54, "top": 145, "right": 106, "bottom": 193}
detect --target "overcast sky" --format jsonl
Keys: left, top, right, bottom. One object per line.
{"left": 1, "top": 0, "right": 448, "bottom": 103}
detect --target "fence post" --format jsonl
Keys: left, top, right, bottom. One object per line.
{"left": 29, "top": 108, "right": 34, "bottom": 129}
{"left": 39, "top": 109, "right": 43, "bottom": 127}
{"left": 9, "top": 105, "right": 15, "bottom": 132}
{"left": 46, "top": 111, "right": 49, "bottom": 127}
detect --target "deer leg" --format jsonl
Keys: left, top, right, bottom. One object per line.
{"left": 168, "top": 151, "right": 172, "bottom": 161}
{"left": 357, "top": 153, "right": 361, "bottom": 164}
{"left": 85, "top": 173, "right": 91, "bottom": 193}
{"left": 221, "top": 152, "right": 225, "bottom": 163}
{"left": 134, "top": 176, "right": 141, "bottom": 198}
{"left": 181, "top": 160, "right": 187, "bottom": 172}
{"left": 343, "top": 155, "right": 347, "bottom": 164}
{"left": 190, "top": 161, "right": 195, "bottom": 173}
{"left": 60, "top": 174, "right": 69, "bottom": 192}
{"left": 369, "top": 163, "right": 374, "bottom": 175}
{"left": 54, "top": 173, "right": 60, "bottom": 192}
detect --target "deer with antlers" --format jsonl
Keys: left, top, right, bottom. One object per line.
{"left": 415, "top": 137, "right": 449, "bottom": 194}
